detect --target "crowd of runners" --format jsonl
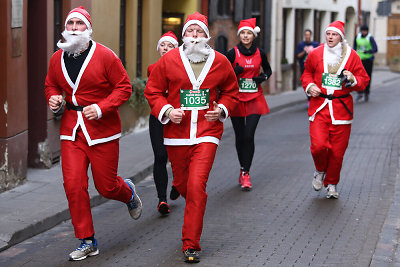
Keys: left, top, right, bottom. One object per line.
{"left": 45, "top": 6, "right": 371, "bottom": 264}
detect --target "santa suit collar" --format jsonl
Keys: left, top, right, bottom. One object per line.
{"left": 60, "top": 41, "right": 103, "bottom": 146}
{"left": 61, "top": 41, "right": 97, "bottom": 106}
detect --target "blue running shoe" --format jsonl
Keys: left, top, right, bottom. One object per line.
{"left": 125, "top": 178, "right": 143, "bottom": 219}
{"left": 69, "top": 239, "right": 99, "bottom": 261}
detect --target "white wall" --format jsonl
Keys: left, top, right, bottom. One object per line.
{"left": 369, "top": 0, "right": 388, "bottom": 65}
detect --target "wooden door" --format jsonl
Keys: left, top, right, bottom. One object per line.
{"left": 387, "top": 15, "right": 400, "bottom": 63}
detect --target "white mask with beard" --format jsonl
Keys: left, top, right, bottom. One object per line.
{"left": 182, "top": 36, "right": 211, "bottom": 63}
{"left": 57, "top": 29, "right": 92, "bottom": 57}
{"left": 324, "top": 41, "right": 345, "bottom": 66}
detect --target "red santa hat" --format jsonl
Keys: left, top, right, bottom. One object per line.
{"left": 237, "top": 18, "right": 260, "bottom": 37}
{"left": 182, "top": 12, "right": 209, "bottom": 38}
{"left": 65, "top": 6, "right": 92, "bottom": 30}
{"left": 325, "top": 20, "right": 345, "bottom": 39}
{"left": 157, "top": 31, "right": 179, "bottom": 51}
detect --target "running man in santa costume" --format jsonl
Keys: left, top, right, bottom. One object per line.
{"left": 147, "top": 31, "right": 179, "bottom": 215}
{"left": 225, "top": 18, "right": 272, "bottom": 190}
{"left": 301, "top": 21, "right": 369, "bottom": 198}
{"left": 44, "top": 6, "right": 142, "bottom": 261}
{"left": 145, "top": 12, "right": 238, "bottom": 263}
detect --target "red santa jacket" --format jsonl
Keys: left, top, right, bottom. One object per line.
{"left": 45, "top": 41, "right": 132, "bottom": 146}
{"left": 144, "top": 46, "right": 239, "bottom": 146}
{"left": 301, "top": 43, "right": 369, "bottom": 124}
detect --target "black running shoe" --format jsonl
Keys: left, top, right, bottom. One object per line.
{"left": 157, "top": 201, "right": 170, "bottom": 215}
{"left": 170, "top": 185, "right": 180, "bottom": 200}
{"left": 183, "top": 248, "right": 200, "bottom": 263}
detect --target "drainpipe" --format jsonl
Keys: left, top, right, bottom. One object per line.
{"left": 357, "top": 0, "right": 362, "bottom": 32}
{"left": 275, "top": 0, "right": 282, "bottom": 92}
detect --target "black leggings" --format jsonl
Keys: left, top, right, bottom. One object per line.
{"left": 359, "top": 59, "right": 373, "bottom": 95}
{"left": 149, "top": 114, "right": 168, "bottom": 201}
{"left": 231, "top": 114, "right": 261, "bottom": 173}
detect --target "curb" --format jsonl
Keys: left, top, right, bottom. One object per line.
{"left": 0, "top": 165, "right": 154, "bottom": 253}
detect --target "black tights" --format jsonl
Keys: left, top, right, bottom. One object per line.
{"left": 231, "top": 114, "right": 261, "bottom": 173}
{"left": 149, "top": 115, "right": 168, "bottom": 201}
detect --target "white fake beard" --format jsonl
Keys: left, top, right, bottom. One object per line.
{"left": 183, "top": 37, "right": 211, "bottom": 63}
{"left": 325, "top": 41, "right": 345, "bottom": 66}
{"left": 57, "top": 29, "right": 92, "bottom": 57}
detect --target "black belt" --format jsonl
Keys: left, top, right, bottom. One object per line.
{"left": 66, "top": 102, "right": 84, "bottom": 111}
{"left": 319, "top": 93, "right": 353, "bottom": 116}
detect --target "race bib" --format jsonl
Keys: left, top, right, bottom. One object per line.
{"left": 180, "top": 88, "right": 210, "bottom": 110}
{"left": 321, "top": 73, "right": 342, "bottom": 90}
{"left": 239, "top": 78, "right": 258, "bottom": 93}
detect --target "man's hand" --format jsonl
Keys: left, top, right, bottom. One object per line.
{"left": 49, "top": 95, "right": 63, "bottom": 110}
{"left": 342, "top": 70, "right": 355, "bottom": 83}
{"left": 308, "top": 85, "right": 321, "bottom": 97}
{"left": 205, "top": 101, "right": 222, "bottom": 122}
{"left": 169, "top": 108, "right": 185, "bottom": 124}
{"left": 83, "top": 105, "right": 99, "bottom": 120}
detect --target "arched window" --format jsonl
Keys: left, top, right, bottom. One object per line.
{"left": 215, "top": 35, "right": 228, "bottom": 54}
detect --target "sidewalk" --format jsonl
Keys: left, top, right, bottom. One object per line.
{"left": 0, "top": 67, "right": 397, "bottom": 253}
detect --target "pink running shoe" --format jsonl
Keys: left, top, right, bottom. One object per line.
{"left": 239, "top": 171, "right": 244, "bottom": 186}
{"left": 241, "top": 172, "right": 252, "bottom": 191}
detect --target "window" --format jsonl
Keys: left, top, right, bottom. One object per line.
{"left": 54, "top": 0, "right": 62, "bottom": 51}
{"left": 120, "top": 0, "right": 126, "bottom": 67}
{"left": 215, "top": 35, "right": 228, "bottom": 54}
{"left": 217, "top": 0, "right": 230, "bottom": 17}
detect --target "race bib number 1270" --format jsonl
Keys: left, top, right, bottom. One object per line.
{"left": 239, "top": 78, "right": 258, "bottom": 93}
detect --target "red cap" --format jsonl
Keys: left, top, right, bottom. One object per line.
{"left": 237, "top": 18, "right": 260, "bottom": 37}
{"left": 182, "top": 12, "right": 209, "bottom": 38}
{"left": 65, "top": 6, "right": 92, "bottom": 30}
{"left": 157, "top": 31, "right": 179, "bottom": 51}
{"left": 325, "top": 21, "right": 345, "bottom": 39}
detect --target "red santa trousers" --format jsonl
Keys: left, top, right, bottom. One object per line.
{"left": 167, "top": 143, "right": 218, "bottom": 252}
{"left": 61, "top": 129, "right": 132, "bottom": 239}
{"left": 309, "top": 106, "right": 351, "bottom": 186}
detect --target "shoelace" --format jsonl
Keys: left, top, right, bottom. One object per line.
{"left": 328, "top": 185, "right": 336, "bottom": 192}
{"left": 127, "top": 199, "right": 137, "bottom": 209}
{"left": 76, "top": 242, "right": 92, "bottom": 252}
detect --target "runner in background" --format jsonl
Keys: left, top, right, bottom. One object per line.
{"left": 302, "top": 21, "right": 369, "bottom": 199}
{"left": 225, "top": 18, "right": 272, "bottom": 191}
{"left": 353, "top": 24, "right": 378, "bottom": 102}
{"left": 147, "top": 31, "right": 179, "bottom": 215}
{"left": 296, "top": 29, "right": 319, "bottom": 107}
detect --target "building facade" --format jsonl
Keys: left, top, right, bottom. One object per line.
{"left": 1, "top": 0, "right": 394, "bottom": 192}
{"left": 0, "top": 0, "right": 199, "bottom": 192}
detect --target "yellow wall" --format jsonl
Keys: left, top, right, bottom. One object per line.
{"left": 126, "top": 0, "right": 138, "bottom": 80}
{"left": 91, "top": 0, "right": 120, "bottom": 55}
{"left": 142, "top": 0, "right": 163, "bottom": 76}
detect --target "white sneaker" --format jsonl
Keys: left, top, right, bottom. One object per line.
{"left": 326, "top": 184, "right": 339, "bottom": 199}
{"left": 312, "top": 171, "right": 325, "bottom": 191}
{"left": 69, "top": 239, "right": 99, "bottom": 261}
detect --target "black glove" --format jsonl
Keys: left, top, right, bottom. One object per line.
{"left": 252, "top": 73, "right": 268, "bottom": 85}
{"left": 338, "top": 69, "right": 352, "bottom": 88}
{"left": 234, "top": 63, "right": 244, "bottom": 76}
